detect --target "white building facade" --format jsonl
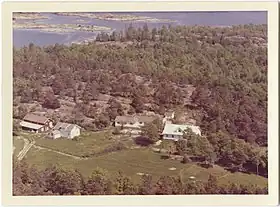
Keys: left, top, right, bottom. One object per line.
{"left": 162, "top": 123, "right": 201, "bottom": 141}
{"left": 50, "top": 122, "right": 81, "bottom": 139}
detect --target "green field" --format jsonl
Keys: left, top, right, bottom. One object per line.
{"left": 21, "top": 130, "right": 134, "bottom": 157}
{"left": 23, "top": 132, "right": 268, "bottom": 188}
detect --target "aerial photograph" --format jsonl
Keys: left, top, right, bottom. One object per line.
{"left": 12, "top": 11, "right": 268, "bottom": 195}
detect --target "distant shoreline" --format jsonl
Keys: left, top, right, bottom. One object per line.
{"left": 13, "top": 12, "right": 49, "bottom": 21}
{"left": 54, "top": 12, "right": 177, "bottom": 23}
{"left": 13, "top": 22, "right": 112, "bottom": 33}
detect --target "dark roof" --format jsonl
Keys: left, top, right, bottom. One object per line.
{"left": 23, "top": 113, "right": 50, "bottom": 125}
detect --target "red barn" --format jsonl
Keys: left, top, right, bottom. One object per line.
{"left": 20, "top": 113, "right": 54, "bottom": 133}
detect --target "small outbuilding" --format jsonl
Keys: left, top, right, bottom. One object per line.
{"left": 50, "top": 122, "right": 81, "bottom": 139}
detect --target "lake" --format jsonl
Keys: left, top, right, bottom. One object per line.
{"left": 13, "top": 11, "right": 267, "bottom": 48}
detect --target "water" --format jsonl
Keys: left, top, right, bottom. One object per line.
{"left": 13, "top": 11, "right": 267, "bottom": 48}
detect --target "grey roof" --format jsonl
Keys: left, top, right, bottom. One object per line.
{"left": 137, "top": 116, "right": 157, "bottom": 123}
{"left": 115, "top": 116, "right": 137, "bottom": 123}
{"left": 162, "top": 123, "right": 201, "bottom": 136}
{"left": 115, "top": 115, "right": 157, "bottom": 123}
{"left": 23, "top": 113, "right": 50, "bottom": 125}
{"left": 20, "top": 121, "right": 43, "bottom": 130}
{"left": 53, "top": 122, "right": 80, "bottom": 132}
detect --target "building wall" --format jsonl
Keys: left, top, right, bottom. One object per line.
{"left": 60, "top": 130, "right": 69, "bottom": 138}
{"left": 53, "top": 133, "right": 61, "bottom": 139}
{"left": 69, "top": 126, "right": 80, "bottom": 139}
{"left": 162, "top": 134, "right": 183, "bottom": 141}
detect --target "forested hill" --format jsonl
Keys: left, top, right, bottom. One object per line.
{"left": 13, "top": 24, "right": 267, "bottom": 176}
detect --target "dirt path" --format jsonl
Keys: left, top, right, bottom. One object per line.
{"left": 17, "top": 137, "right": 35, "bottom": 161}
{"left": 32, "top": 145, "right": 88, "bottom": 160}
{"left": 218, "top": 172, "right": 230, "bottom": 180}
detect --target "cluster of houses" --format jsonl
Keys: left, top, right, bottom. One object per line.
{"left": 114, "top": 111, "right": 201, "bottom": 141}
{"left": 19, "top": 111, "right": 201, "bottom": 141}
{"left": 19, "top": 113, "right": 81, "bottom": 139}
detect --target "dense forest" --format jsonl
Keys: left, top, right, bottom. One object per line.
{"left": 13, "top": 23, "right": 268, "bottom": 187}
{"left": 13, "top": 160, "right": 268, "bottom": 195}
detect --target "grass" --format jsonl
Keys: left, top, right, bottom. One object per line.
{"left": 13, "top": 136, "right": 25, "bottom": 156}
{"left": 22, "top": 130, "right": 134, "bottom": 157}
{"left": 19, "top": 131, "right": 267, "bottom": 188}
{"left": 24, "top": 144, "right": 268, "bottom": 188}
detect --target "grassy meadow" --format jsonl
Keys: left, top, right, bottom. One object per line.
{"left": 21, "top": 130, "right": 268, "bottom": 188}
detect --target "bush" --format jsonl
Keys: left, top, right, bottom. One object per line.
{"left": 95, "top": 142, "right": 127, "bottom": 156}
{"left": 112, "top": 127, "right": 121, "bottom": 135}
{"left": 182, "top": 154, "right": 192, "bottom": 164}
{"left": 134, "top": 136, "right": 154, "bottom": 146}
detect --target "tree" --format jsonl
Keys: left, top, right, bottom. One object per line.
{"left": 44, "top": 166, "right": 83, "bottom": 195}
{"left": 83, "top": 168, "right": 112, "bottom": 195}
{"left": 204, "top": 174, "right": 219, "bottom": 194}
{"left": 94, "top": 114, "right": 111, "bottom": 129}
{"left": 141, "top": 123, "right": 159, "bottom": 143}
{"left": 138, "top": 175, "right": 154, "bottom": 195}
{"left": 131, "top": 95, "right": 145, "bottom": 113}
{"left": 42, "top": 92, "right": 60, "bottom": 109}
{"left": 51, "top": 78, "right": 64, "bottom": 95}
{"left": 112, "top": 127, "right": 121, "bottom": 135}
{"left": 106, "top": 98, "right": 124, "bottom": 121}
{"left": 152, "top": 118, "right": 163, "bottom": 131}
{"left": 182, "top": 154, "right": 191, "bottom": 164}
{"left": 14, "top": 105, "right": 28, "bottom": 119}
{"left": 20, "top": 89, "right": 33, "bottom": 103}
{"left": 154, "top": 176, "right": 178, "bottom": 195}
{"left": 176, "top": 139, "right": 188, "bottom": 155}
{"left": 114, "top": 171, "right": 136, "bottom": 195}
{"left": 152, "top": 28, "right": 157, "bottom": 41}
{"left": 13, "top": 120, "right": 20, "bottom": 132}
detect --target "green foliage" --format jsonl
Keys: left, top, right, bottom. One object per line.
{"left": 176, "top": 139, "right": 188, "bottom": 155}
{"left": 13, "top": 24, "right": 267, "bottom": 176}
{"left": 141, "top": 122, "right": 159, "bottom": 143}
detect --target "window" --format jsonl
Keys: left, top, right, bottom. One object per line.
{"left": 130, "top": 122, "right": 133, "bottom": 125}
{"left": 139, "top": 122, "right": 143, "bottom": 124}
{"left": 171, "top": 135, "right": 174, "bottom": 138}
{"left": 117, "top": 122, "right": 120, "bottom": 124}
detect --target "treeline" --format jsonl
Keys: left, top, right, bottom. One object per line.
{"left": 13, "top": 161, "right": 268, "bottom": 196}
{"left": 13, "top": 24, "right": 267, "bottom": 176}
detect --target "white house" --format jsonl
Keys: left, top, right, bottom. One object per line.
{"left": 115, "top": 115, "right": 157, "bottom": 129}
{"left": 161, "top": 123, "right": 201, "bottom": 141}
{"left": 50, "top": 122, "right": 81, "bottom": 139}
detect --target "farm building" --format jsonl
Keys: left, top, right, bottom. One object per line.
{"left": 115, "top": 115, "right": 157, "bottom": 129}
{"left": 50, "top": 122, "right": 81, "bottom": 139}
{"left": 161, "top": 123, "right": 201, "bottom": 141}
{"left": 20, "top": 113, "right": 53, "bottom": 133}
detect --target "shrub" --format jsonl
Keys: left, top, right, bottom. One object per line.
{"left": 112, "top": 127, "right": 121, "bottom": 135}
{"left": 134, "top": 136, "right": 154, "bottom": 146}
{"left": 182, "top": 154, "right": 192, "bottom": 164}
